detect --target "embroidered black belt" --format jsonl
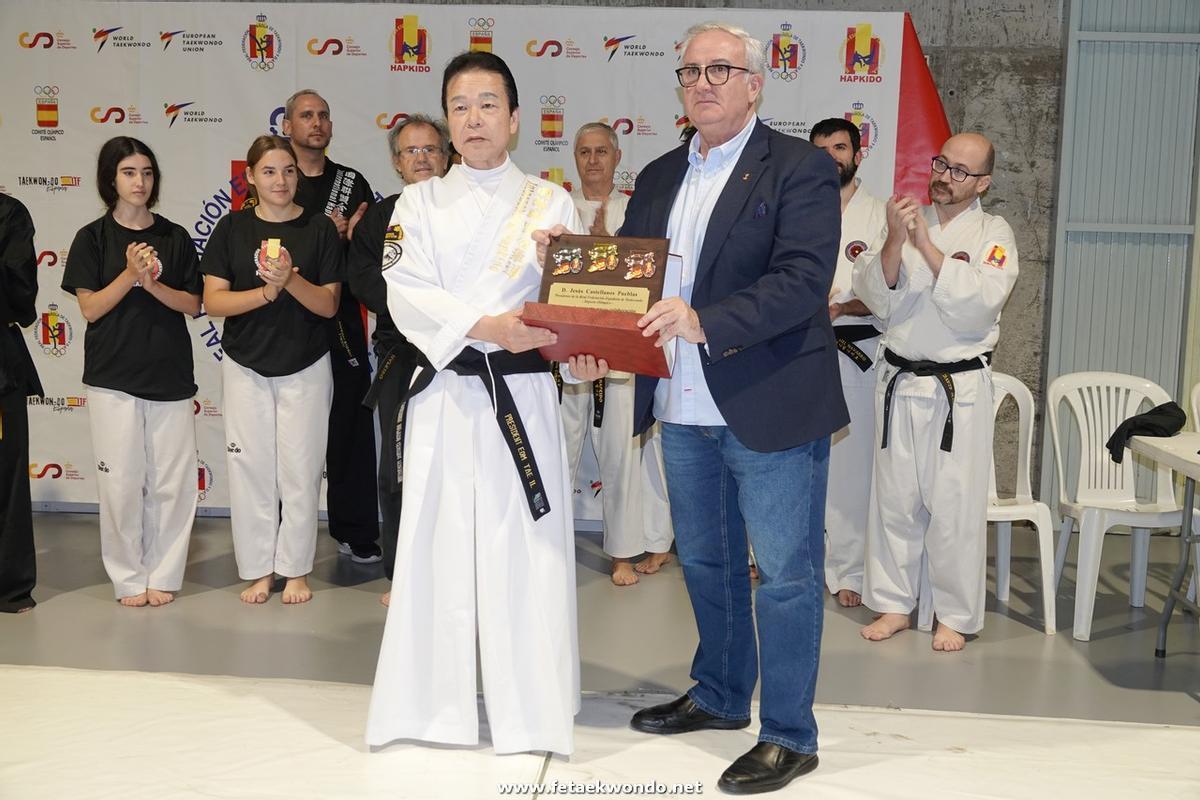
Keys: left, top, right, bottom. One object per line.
{"left": 552, "top": 365, "right": 606, "bottom": 428}
{"left": 834, "top": 324, "right": 882, "bottom": 373}
{"left": 363, "top": 343, "right": 427, "bottom": 495}
{"left": 880, "top": 348, "right": 992, "bottom": 453}
{"left": 393, "top": 347, "right": 553, "bottom": 520}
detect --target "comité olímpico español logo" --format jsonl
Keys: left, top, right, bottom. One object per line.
{"left": 537, "top": 95, "right": 566, "bottom": 151}
{"left": 840, "top": 22, "right": 884, "bottom": 83}
{"left": 392, "top": 15, "right": 429, "bottom": 72}
{"left": 242, "top": 13, "right": 281, "bottom": 70}
{"left": 32, "top": 84, "right": 63, "bottom": 140}
{"left": 468, "top": 17, "right": 494, "bottom": 53}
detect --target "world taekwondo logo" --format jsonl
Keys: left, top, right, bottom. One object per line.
{"left": 164, "top": 102, "right": 194, "bottom": 127}
{"left": 769, "top": 22, "right": 806, "bottom": 81}
{"left": 840, "top": 23, "right": 884, "bottom": 83}
{"left": 604, "top": 35, "right": 635, "bottom": 61}
{"left": 392, "top": 15, "right": 430, "bottom": 72}
{"left": 603, "top": 35, "right": 664, "bottom": 62}
{"left": 242, "top": 13, "right": 282, "bottom": 70}
{"left": 92, "top": 27, "right": 121, "bottom": 52}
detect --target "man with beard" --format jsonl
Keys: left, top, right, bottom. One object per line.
{"left": 346, "top": 114, "right": 450, "bottom": 606}
{"left": 281, "top": 90, "right": 381, "bottom": 565}
{"left": 852, "top": 132, "right": 1018, "bottom": 652}
{"left": 810, "top": 118, "right": 887, "bottom": 609}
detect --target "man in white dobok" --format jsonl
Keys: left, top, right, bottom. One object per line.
{"left": 852, "top": 132, "right": 1018, "bottom": 652}
{"left": 810, "top": 117, "right": 887, "bottom": 608}
{"left": 366, "top": 51, "right": 593, "bottom": 756}
{"left": 565, "top": 121, "right": 673, "bottom": 586}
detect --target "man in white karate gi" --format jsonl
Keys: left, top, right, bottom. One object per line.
{"left": 810, "top": 117, "right": 887, "bottom": 608}
{"left": 564, "top": 121, "right": 673, "bottom": 586}
{"left": 365, "top": 51, "right": 588, "bottom": 756}
{"left": 852, "top": 132, "right": 1018, "bottom": 652}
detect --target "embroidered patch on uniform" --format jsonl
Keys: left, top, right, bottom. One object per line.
{"left": 983, "top": 244, "right": 1007, "bottom": 269}
{"left": 845, "top": 240, "right": 868, "bottom": 261}
{"left": 950, "top": 251, "right": 971, "bottom": 262}
{"left": 381, "top": 241, "right": 403, "bottom": 271}
{"left": 384, "top": 224, "right": 404, "bottom": 242}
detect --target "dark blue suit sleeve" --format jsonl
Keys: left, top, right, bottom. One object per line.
{"left": 697, "top": 150, "right": 841, "bottom": 362}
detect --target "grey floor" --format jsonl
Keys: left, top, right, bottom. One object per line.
{"left": 3, "top": 513, "right": 1199, "bottom": 728}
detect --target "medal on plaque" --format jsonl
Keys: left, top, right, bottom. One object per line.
{"left": 522, "top": 233, "right": 673, "bottom": 378}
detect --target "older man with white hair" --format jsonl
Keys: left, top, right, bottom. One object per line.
{"left": 619, "top": 21, "right": 844, "bottom": 794}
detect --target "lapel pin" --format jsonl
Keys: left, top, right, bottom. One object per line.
{"left": 742, "top": 172, "right": 751, "bottom": 181}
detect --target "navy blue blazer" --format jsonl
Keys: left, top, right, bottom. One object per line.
{"left": 621, "top": 120, "right": 849, "bottom": 452}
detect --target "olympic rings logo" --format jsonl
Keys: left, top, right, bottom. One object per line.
{"left": 540, "top": 95, "right": 566, "bottom": 106}
{"left": 468, "top": 18, "right": 495, "bottom": 29}
{"left": 770, "top": 70, "right": 799, "bottom": 82}
{"left": 35, "top": 85, "right": 60, "bottom": 96}
{"left": 249, "top": 60, "right": 276, "bottom": 70}
{"left": 526, "top": 40, "right": 562, "bottom": 57}
{"left": 614, "top": 170, "right": 638, "bottom": 182}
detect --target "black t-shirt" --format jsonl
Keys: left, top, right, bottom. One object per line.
{"left": 200, "top": 209, "right": 343, "bottom": 377}
{"left": 62, "top": 213, "right": 201, "bottom": 401}
{"left": 346, "top": 193, "right": 406, "bottom": 349}
{"left": 296, "top": 157, "right": 374, "bottom": 221}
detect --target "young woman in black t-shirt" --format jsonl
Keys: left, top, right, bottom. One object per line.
{"left": 201, "top": 135, "right": 342, "bottom": 605}
{"left": 62, "top": 136, "right": 202, "bottom": 608}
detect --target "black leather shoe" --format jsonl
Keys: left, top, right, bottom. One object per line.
{"left": 629, "top": 695, "right": 751, "bottom": 735}
{"left": 717, "top": 742, "right": 818, "bottom": 794}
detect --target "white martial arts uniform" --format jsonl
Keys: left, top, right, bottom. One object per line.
{"left": 825, "top": 183, "right": 887, "bottom": 595}
{"left": 222, "top": 354, "right": 333, "bottom": 579}
{"left": 88, "top": 388, "right": 197, "bottom": 598}
{"left": 852, "top": 198, "right": 1018, "bottom": 633}
{"left": 563, "top": 189, "right": 673, "bottom": 559}
{"left": 367, "top": 158, "right": 581, "bottom": 756}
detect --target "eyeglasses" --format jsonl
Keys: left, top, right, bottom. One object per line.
{"left": 931, "top": 156, "right": 989, "bottom": 182}
{"left": 675, "top": 64, "right": 751, "bottom": 87}
{"left": 398, "top": 146, "right": 444, "bottom": 158}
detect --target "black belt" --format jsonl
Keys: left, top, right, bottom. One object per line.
{"left": 363, "top": 344, "right": 427, "bottom": 494}
{"left": 552, "top": 364, "right": 606, "bottom": 428}
{"left": 880, "top": 348, "right": 991, "bottom": 453}
{"left": 835, "top": 324, "right": 881, "bottom": 373}
{"left": 397, "top": 347, "right": 553, "bottom": 520}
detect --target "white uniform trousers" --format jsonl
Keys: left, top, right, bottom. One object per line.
{"left": 561, "top": 377, "right": 673, "bottom": 558}
{"left": 366, "top": 369, "right": 579, "bottom": 756}
{"left": 824, "top": 339, "right": 879, "bottom": 594}
{"left": 222, "top": 354, "right": 333, "bottom": 579}
{"left": 863, "top": 370, "right": 993, "bottom": 634}
{"left": 86, "top": 387, "right": 197, "bottom": 599}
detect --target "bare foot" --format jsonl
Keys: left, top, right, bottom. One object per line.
{"left": 861, "top": 612, "right": 910, "bottom": 642}
{"left": 611, "top": 558, "right": 639, "bottom": 586}
{"left": 17, "top": 606, "right": 33, "bottom": 613}
{"left": 281, "top": 576, "right": 313, "bottom": 604}
{"left": 239, "top": 576, "right": 272, "bottom": 604}
{"left": 147, "top": 589, "right": 175, "bottom": 607}
{"left": 118, "top": 592, "right": 149, "bottom": 607}
{"left": 932, "top": 622, "right": 966, "bottom": 652}
{"left": 635, "top": 552, "right": 672, "bottom": 574}
{"left": 380, "top": 591, "right": 390, "bottom": 607}
{"left": 836, "top": 589, "right": 862, "bottom": 608}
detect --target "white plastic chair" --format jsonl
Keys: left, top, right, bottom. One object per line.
{"left": 917, "top": 373, "right": 1056, "bottom": 634}
{"left": 1049, "top": 372, "right": 1181, "bottom": 641}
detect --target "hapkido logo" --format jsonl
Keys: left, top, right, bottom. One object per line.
{"left": 392, "top": 15, "right": 430, "bottom": 72}
{"left": 840, "top": 22, "right": 884, "bottom": 83}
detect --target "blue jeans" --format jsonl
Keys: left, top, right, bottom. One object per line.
{"left": 660, "top": 423, "right": 829, "bottom": 754}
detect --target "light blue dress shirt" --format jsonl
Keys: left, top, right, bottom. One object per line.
{"left": 653, "top": 114, "right": 758, "bottom": 426}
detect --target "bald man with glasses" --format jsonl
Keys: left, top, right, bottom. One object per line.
{"left": 852, "top": 132, "right": 1019, "bottom": 652}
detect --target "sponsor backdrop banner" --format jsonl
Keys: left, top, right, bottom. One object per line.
{"left": 2, "top": 3, "right": 933, "bottom": 517}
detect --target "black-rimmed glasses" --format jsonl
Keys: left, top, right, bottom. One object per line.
{"left": 675, "top": 64, "right": 751, "bottom": 87}
{"left": 931, "top": 156, "right": 989, "bottom": 182}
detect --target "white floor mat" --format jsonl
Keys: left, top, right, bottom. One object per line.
{"left": 1, "top": 665, "right": 1196, "bottom": 799}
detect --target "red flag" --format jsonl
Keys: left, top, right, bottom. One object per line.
{"left": 894, "top": 13, "right": 951, "bottom": 203}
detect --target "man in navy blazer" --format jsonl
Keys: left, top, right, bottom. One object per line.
{"left": 621, "top": 22, "right": 846, "bottom": 795}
